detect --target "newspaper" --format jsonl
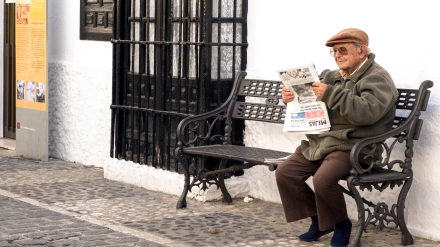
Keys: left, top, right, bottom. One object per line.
{"left": 276, "top": 63, "right": 331, "bottom": 133}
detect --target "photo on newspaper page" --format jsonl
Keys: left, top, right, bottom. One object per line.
{"left": 276, "top": 63, "right": 331, "bottom": 133}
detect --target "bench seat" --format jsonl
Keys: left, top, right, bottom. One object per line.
{"left": 357, "top": 169, "right": 409, "bottom": 183}
{"left": 182, "top": 145, "right": 291, "bottom": 165}
{"left": 341, "top": 168, "right": 409, "bottom": 183}
{"left": 184, "top": 146, "right": 409, "bottom": 184}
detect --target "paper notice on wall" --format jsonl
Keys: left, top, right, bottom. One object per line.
{"left": 15, "top": 0, "right": 48, "bottom": 161}
{"left": 16, "top": 0, "right": 47, "bottom": 112}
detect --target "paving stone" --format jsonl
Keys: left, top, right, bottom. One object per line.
{"left": 82, "top": 230, "right": 117, "bottom": 236}
{"left": 3, "top": 228, "right": 38, "bottom": 235}
{"left": 0, "top": 242, "right": 17, "bottom": 247}
{"left": 138, "top": 244, "right": 163, "bottom": 247}
{"left": 48, "top": 233, "right": 81, "bottom": 241}
{"left": 23, "top": 232, "right": 48, "bottom": 239}
{"left": 80, "top": 235, "right": 113, "bottom": 241}
{"left": 78, "top": 240, "right": 111, "bottom": 247}
{"left": 1, "top": 148, "right": 440, "bottom": 247}
{"left": 14, "top": 239, "right": 49, "bottom": 245}
{"left": 0, "top": 235, "right": 22, "bottom": 241}
{"left": 62, "top": 223, "right": 94, "bottom": 229}
{"left": 0, "top": 195, "right": 166, "bottom": 247}
{"left": 47, "top": 239, "right": 80, "bottom": 247}
{"left": 112, "top": 237, "right": 141, "bottom": 243}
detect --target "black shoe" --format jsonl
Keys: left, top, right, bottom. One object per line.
{"left": 331, "top": 218, "right": 352, "bottom": 246}
{"left": 299, "top": 224, "right": 334, "bottom": 242}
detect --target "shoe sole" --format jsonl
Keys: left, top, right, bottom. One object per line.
{"left": 299, "top": 228, "right": 334, "bottom": 242}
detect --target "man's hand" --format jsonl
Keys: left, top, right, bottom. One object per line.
{"left": 282, "top": 86, "right": 294, "bottom": 104}
{"left": 312, "top": 82, "right": 328, "bottom": 99}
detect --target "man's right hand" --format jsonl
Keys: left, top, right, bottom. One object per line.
{"left": 282, "top": 86, "right": 294, "bottom": 104}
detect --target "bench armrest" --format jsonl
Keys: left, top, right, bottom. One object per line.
{"left": 176, "top": 102, "right": 229, "bottom": 147}
{"left": 350, "top": 126, "right": 408, "bottom": 175}
{"left": 350, "top": 80, "right": 433, "bottom": 175}
{"left": 176, "top": 72, "right": 247, "bottom": 147}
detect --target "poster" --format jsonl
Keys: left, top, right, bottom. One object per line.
{"left": 15, "top": 0, "right": 46, "bottom": 112}
{"left": 15, "top": 0, "right": 48, "bottom": 161}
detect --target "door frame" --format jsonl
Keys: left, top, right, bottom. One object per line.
{"left": 1, "top": 0, "right": 17, "bottom": 140}
{"left": 0, "top": 1, "right": 5, "bottom": 138}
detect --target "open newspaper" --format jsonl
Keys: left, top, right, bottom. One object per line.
{"left": 277, "top": 63, "right": 331, "bottom": 133}
{"left": 263, "top": 64, "right": 331, "bottom": 164}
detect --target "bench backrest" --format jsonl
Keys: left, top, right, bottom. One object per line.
{"left": 228, "top": 71, "right": 432, "bottom": 140}
{"left": 393, "top": 88, "right": 431, "bottom": 140}
{"left": 232, "top": 79, "right": 286, "bottom": 123}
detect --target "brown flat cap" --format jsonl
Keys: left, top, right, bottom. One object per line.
{"left": 325, "top": 28, "right": 369, "bottom": 47}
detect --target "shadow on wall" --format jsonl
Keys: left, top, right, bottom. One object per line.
{"left": 48, "top": 62, "right": 63, "bottom": 158}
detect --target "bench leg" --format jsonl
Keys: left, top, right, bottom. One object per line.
{"left": 176, "top": 153, "right": 190, "bottom": 209}
{"left": 218, "top": 158, "right": 233, "bottom": 204}
{"left": 348, "top": 177, "right": 364, "bottom": 247}
{"left": 398, "top": 171, "right": 414, "bottom": 246}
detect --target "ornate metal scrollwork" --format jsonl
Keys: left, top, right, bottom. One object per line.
{"left": 359, "top": 180, "right": 404, "bottom": 192}
{"left": 364, "top": 203, "right": 399, "bottom": 231}
{"left": 345, "top": 178, "right": 404, "bottom": 233}
{"left": 354, "top": 179, "right": 404, "bottom": 232}
{"left": 361, "top": 135, "right": 409, "bottom": 171}
{"left": 185, "top": 113, "right": 227, "bottom": 146}
{"left": 188, "top": 164, "right": 220, "bottom": 192}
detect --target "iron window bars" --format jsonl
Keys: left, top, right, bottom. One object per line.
{"left": 110, "top": 0, "right": 248, "bottom": 173}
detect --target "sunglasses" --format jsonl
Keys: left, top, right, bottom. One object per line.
{"left": 329, "top": 46, "right": 356, "bottom": 57}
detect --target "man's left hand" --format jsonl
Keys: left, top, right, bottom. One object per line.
{"left": 312, "top": 82, "right": 327, "bottom": 99}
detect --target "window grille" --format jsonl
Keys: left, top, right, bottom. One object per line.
{"left": 110, "top": 0, "right": 248, "bottom": 173}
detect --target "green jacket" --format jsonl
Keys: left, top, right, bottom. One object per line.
{"left": 301, "top": 54, "right": 398, "bottom": 161}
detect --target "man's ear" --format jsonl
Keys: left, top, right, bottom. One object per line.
{"left": 358, "top": 45, "right": 366, "bottom": 58}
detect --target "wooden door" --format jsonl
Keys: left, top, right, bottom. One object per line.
{"left": 3, "top": 3, "right": 16, "bottom": 139}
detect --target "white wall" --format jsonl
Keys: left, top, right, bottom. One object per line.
{"left": 243, "top": 0, "right": 440, "bottom": 241}
{"left": 47, "top": 1, "right": 112, "bottom": 164}
{"left": 46, "top": 0, "right": 440, "bottom": 241}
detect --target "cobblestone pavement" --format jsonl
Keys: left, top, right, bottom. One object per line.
{"left": 0, "top": 195, "right": 164, "bottom": 247}
{"left": 1, "top": 148, "right": 439, "bottom": 247}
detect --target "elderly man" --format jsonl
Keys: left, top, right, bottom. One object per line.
{"left": 276, "top": 28, "right": 398, "bottom": 246}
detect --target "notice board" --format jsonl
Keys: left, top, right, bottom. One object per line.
{"left": 15, "top": 0, "right": 48, "bottom": 160}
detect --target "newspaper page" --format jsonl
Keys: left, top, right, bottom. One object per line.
{"left": 277, "top": 63, "right": 331, "bottom": 133}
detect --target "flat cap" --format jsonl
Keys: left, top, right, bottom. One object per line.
{"left": 325, "top": 28, "right": 369, "bottom": 47}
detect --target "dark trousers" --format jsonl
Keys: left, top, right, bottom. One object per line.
{"left": 275, "top": 146, "right": 352, "bottom": 231}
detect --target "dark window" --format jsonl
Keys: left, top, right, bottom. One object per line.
{"left": 110, "top": 0, "right": 248, "bottom": 173}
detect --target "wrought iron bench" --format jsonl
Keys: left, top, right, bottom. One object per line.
{"left": 174, "top": 71, "right": 433, "bottom": 247}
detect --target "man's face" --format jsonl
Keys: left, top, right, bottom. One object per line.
{"left": 332, "top": 43, "right": 365, "bottom": 72}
